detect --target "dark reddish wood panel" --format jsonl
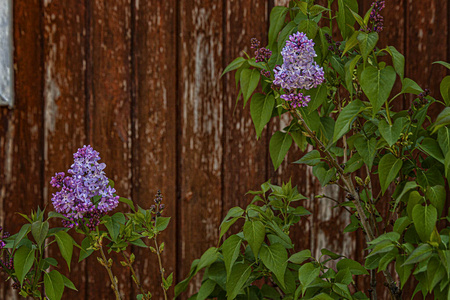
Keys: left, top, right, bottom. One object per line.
{"left": 132, "top": 0, "right": 177, "bottom": 298}
{"left": 86, "top": 0, "right": 132, "bottom": 298}
{"left": 222, "top": 1, "right": 269, "bottom": 233}
{"left": 42, "top": 1, "right": 88, "bottom": 297}
{"left": 0, "top": 0, "right": 44, "bottom": 298}
{"left": 177, "top": 0, "right": 225, "bottom": 297}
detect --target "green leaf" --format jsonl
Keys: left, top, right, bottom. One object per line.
{"left": 298, "top": 19, "right": 319, "bottom": 39}
{"left": 418, "top": 137, "right": 445, "bottom": 164}
{"left": 260, "top": 244, "right": 288, "bottom": 288}
{"left": 156, "top": 216, "right": 171, "bottom": 231}
{"left": 118, "top": 197, "right": 135, "bottom": 211}
{"left": 44, "top": 270, "right": 65, "bottom": 300}
{"left": 31, "top": 220, "right": 49, "bottom": 250}
{"left": 13, "top": 223, "right": 31, "bottom": 251}
{"left": 250, "top": 93, "right": 275, "bottom": 139}
{"left": 197, "top": 247, "right": 219, "bottom": 271}
{"left": 104, "top": 213, "right": 126, "bottom": 242}
{"left": 197, "top": 279, "right": 216, "bottom": 300}
{"left": 309, "top": 4, "right": 330, "bottom": 16}
{"left": 222, "top": 57, "right": 246, "bottom": 77}
{"left": 336, "top": 258, "right": 369, "bottom": 275}
{"left": 333, "top": 99, "right": 365, "bottom": 142}
{"left": 357, "top": 32, "right": 378, "bottom": 62}
{"left": 395, "top": 255, "right": 413, "bottom": 288}
{"left": 289, "top": 249, "right": 311, "bottom": 264}
{"left": 360, "top": 66, "right": 396, "bottom": 116}
{"left": 344, "top": 55, "right": 361, "bottom": 94}
{"left": 431, "top": 107, "right": 450, "bottom": 133}
{"left": 14, "top": 245, "right": 35, "bottom": 285}
{"left": 226, "top": 263, "right": 252, "bottom": 300}
{"left": 269, "top": 131, "right": 293, "bottom": 170}
{"left": 269, "top": 7, "right": 289, "bottom": 48}
{"left": 336, "top": 0, "right": 358, "bottom": 40}
{"left": 313, "top": 163, "right": 336, "bottom": 186}
{"left": 354, "top": 136, "right": 376, "bottom": 169}
{"left": 307, "top": 81, "right": 328, "bottom": 111}
{"left": 278, "top": 21, "right": 298, "bottom": 55}
{"left": 426, "top": 185, "right": 446, "bottom": 216}
{"left": 412, "top": 204, "right": 437, "bottom": 242}
{"left": 401, "top": 78, "right": 424, "bottom": 95}
{"left": 332, "top": 283, "right": 352, "bottom": 299}
{"left": 321, "top": 248, "right": 343, "bottom": 260}
{"left": 61, "top": 274, "right": 77, "bottom": 291}
{"left": 378, "top": 153, "right": 403, "bottom": 194}
{"left": 342, "top": 31, "right": 360, "bottom": 57}
{"left": 403, "top": 243, "right": 433, "bottom": 265}
{"left": 299, "top": 263, "right": 320, "bottom": 294}
{"left": 79, "top": 237, "right": 94, "bottom": 262}
{"left": 439, "top": 76, "right": 450, "bottom": 106}
{"left": 243, "top": 220, "right": 265, "bottom": 258}
{"left": 219, "top": 217, "right": 240, "bottom": 241}
{"left": 293, "top": 150, "right": 321, "bottom": 166}
{"left": 240, "top": 69, "right": 261, "bottom": 107}
{"left": 433, "top": 60, "right": 450, "bottom": 70}
{"left": 387, "top": 46, "right": 405, "bottom": 79}
{"left": 438, "top": 126, "right": 450, "bottom": 154}
{"left": 378, "top": 117, "right": 406, "bottom": 147}
{"left": 393, "top": 216, "right": 411, "bottom": 234}
{"left": 222, "top": 235, "right": 242, "bottom": 277}
{"left": 393, "top": 181, "right": 418, "bottom": 210}
{"left": 55, "top": 231, "right": 73, "bottom": 271}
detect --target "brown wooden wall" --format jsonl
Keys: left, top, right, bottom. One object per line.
{"left": 0, "top": 0, "right": 448, "bottom": 299}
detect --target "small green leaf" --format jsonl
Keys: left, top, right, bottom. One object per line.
{"left": 240, "top": 69, "right": 261, "bottom": 107}
{"left": 55, "top": 231, "right": 73, "bottom": 270}
{"left": 342, "top": 31, "right": 360, "bottom": 56}
{"left": 289, "top": 249, "right": 311, "bottom": 264}
{"left": 298, "top": 19, "right": 319, "bottom": 39}
{"left": 378, "top": 117, "right": 406, "bottom": 147}
{"left": 439, "top": 76, "right": 450, "bottom": 106}
{"left": 293, "top": 150, "right": 321, "bottom": 166}
{"left": 260, "top": 244, "right": 288, "bottom": 288}
{"left": 61, "top": 274, "right": 77, "bottom": 291}
{"left": 431, "top": 107, "right": 450, "bottom": 133}
{"left": 357, "top": 32, "right": 378, "bottom": 62}
{"left": 250, "top": 93, "right": 275, "bottom": 139}
{"left": 14, "top": 245, "right": 35, "bottom": 285}
{"left": 197, "top": 279, "right": 216, "bottom": 300}
{"left": 197, "top": 247, "right": 219, "bottom": 271}
{"left": 378, "top": 153, "right": 403, "bottom": 194}
{"left": 118, "top": 197, "right": 135, "bottom": 211}
{"left": 426, "top": 185, "right": 446, "bottom": 216}
{"left": 79, "top": 237, "right": 94, "bottom": 262}
{"left": 401, "top": 78, "right": 424, "bottom": 95}
{"left": 243, "top": 220, "right": 265, "bottom": 258}
{"left": 354, "top": 136, "right": 376, "bottom": 169}
{"left": 403, "top": 243, "right": 433, "bottom": 265}
{"left": 360, "top": 66, "right": 396, "bottom": 116}
{"left": 222, "top": 235, "right": 242, "bottom": 277}
{"left": 31, "top": 220, "right": 49, "bottom": 250}
{"left": 333, "top": 99, "right": 365, "bottom": 142}
{"left": 387, "top": 46, "right": 405, "bottom": 79}
{"left": 433, "top": 60, "right": 450, "bottom": 70}
{"left": 299, "top": 262, "right": 320, "bottom": 294}
{"left": 222, "top": 57, "right": 246, "bottom": 77}
{"left": 226, "top": 263, "right": 252, "bottom": 300}
{"left": 336, "top": 258, "right": 369, "bottom": 275}
{"left": 269, "top": 131, "right": 293, "bottom": 170}
{"left": 269, "top": 7, "right": 289, "bottom": 48}
{"left": 412, "top": 204, "right": 437, "bottom": 242}
{"left": 13, "top": 223, "right": 31, "bottom": 251}
{"left": 395, "top": 255, "right": 413, "bottom": 288}
{"left": 44, "top": 270, "right": 65, "bottom": 300}
{"left": 155, "top": 217, "right": 171, "bottom": 231}
{"left": 418, "top": 137, "right": 445, "bottom": 164}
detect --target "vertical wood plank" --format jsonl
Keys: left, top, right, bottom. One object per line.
{"left": 86, "top": 0, "right": 132, "bottom": 298}
{"left": 42, "top": 1, "right": 88, "bottom": 297}
{"left": 0, "top": 0, "right": 44, "bottom": 298}
{"left": 178, "top": 0, "right": 224, "bottom": 296}
{"left": 132, "top": 0, "right": 177, "bottom": 298}
{"left": 222, "top": 1, "right": 269, "bottom": 230}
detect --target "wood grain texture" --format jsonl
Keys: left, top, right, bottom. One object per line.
{"left": 0, "top": 0, "right": 44, "bottom": 298}
{"left": 222, "top": 0, "right": 269, "bottom": 233}
{"left": 42, "top": 1, "right": 88, "bottom": 297}
{"left": 177, "top": 0, "right": 224, "bottom": 297}
{"left": 86, "top": 0, "right": 132, "bottom": 298}
{"left": 132, "top": 0, "right": 177, "bottom": 298}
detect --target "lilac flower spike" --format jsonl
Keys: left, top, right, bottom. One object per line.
{"left": 280, "top": 93, "right": 311, "bottom": 108}
{"left": 273, "top": 32, "right": 325, "bottom": 92}
{"left": 50, "top": 145, "right": 119, "bottom": 229}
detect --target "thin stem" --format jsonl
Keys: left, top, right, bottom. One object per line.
{"left": 153, "top": 236, "right": 168, "bottom": 300}
{"left": 99, "top": 246, "right": 122, "bottom": 300}
{"left": 370, "top": 269, "right": 378, "bottom": 300}
{"left": 385, "top": 101, "right": 392, "bottom": 125}
{"left": 122, "top": 251, "right": 149, "bottom": 300}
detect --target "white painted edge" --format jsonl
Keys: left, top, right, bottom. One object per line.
{"left": 0, "top": 0, "right": 13, "bottom": 107}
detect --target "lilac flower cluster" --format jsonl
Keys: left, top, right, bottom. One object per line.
{"left": 369, "top": 0, "right": 385, "bottom": 32}
{"left": 280, "top": 93, "right": 311, "bottom": 108}
{"left": 0, "top": 227, "right": 9, "bottom": 251}
{"left": 50, "top": 145, "right": 119, "bottom": 229}
{"left": 250, "top": 37, "right": 272, "bottom": 63}
{"left": 325, "top": 33, "right": 342, "bottom": 56}
{"left": 273, "top": 32, "right": 325, "bottom": 92}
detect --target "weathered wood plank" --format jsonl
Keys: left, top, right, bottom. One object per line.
{"left": 86, "top": 0, "right": 132, "bottom": 298}
{"left": 0, "top": 0, "right": 44, "bottom": 298}
{"left": 177, "top": 0, "right": 224, "bottom": 297}
{"left": 222, "top": 1, "right": 269, "bottom": 233}
{"left": 131, "top": 0, "right": 177, "bottom": 298}
{"left": 42, "top": 1, "right": 88, "bottom": 297}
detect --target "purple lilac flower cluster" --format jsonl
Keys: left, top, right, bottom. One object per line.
{"left": 369, "top": 0, "right": 385, "bottom": 33}
{"left": 0, "top": 227, "right": 9, "bottom": 251}
{"left": 324, "top": 33, "right": 342, "bottom": 56}
{"left": 273, "top": 32, "right": 325, "bottom": 92}
{"left": 50, "top": 145, "right": 119, "bottom": 229}
{"left": 280, "top": 93, "right": 311, "bottom": 108}
{"left": 251, "top": 37, "right": 272, "bottom": 63}
{"left": 0, "top": 226, "right": 13, "bottom": 272}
